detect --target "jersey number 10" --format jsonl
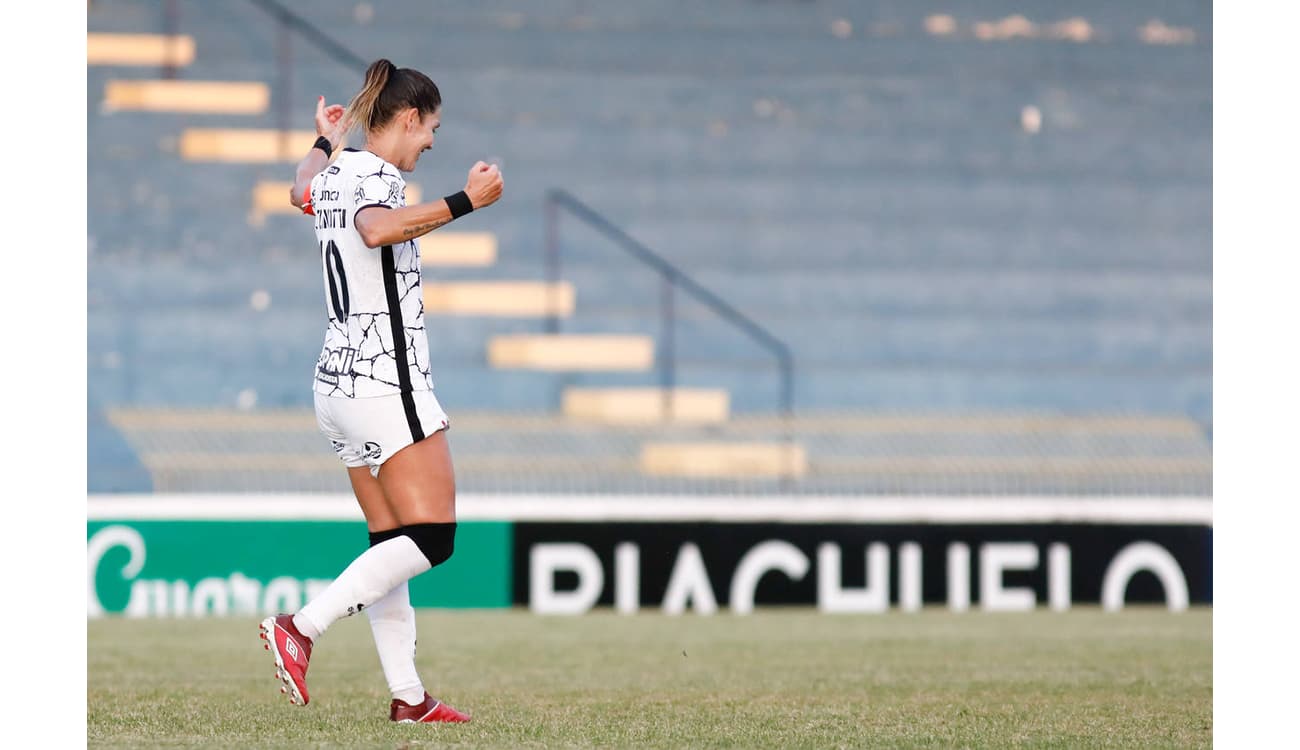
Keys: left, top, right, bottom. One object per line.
{"left": 322, "top": 240, "right": 350, "bottom": 320}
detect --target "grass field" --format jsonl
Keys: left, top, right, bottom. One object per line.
{"left": 88, "top": 608, "right": 1211, "bottom": 748}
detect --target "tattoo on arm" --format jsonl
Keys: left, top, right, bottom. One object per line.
{"left": 401, "top": 218, "right": 452, "bottom": 237}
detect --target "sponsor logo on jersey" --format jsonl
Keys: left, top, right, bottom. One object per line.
{"left": 315, "top": 347, "right": 358, "bottom": 386}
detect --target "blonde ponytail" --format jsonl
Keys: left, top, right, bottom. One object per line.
{"left": 341, "top": 59, "right": 395, "bottom": 136}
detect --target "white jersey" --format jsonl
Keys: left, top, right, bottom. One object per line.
{"left": 309, "top": 148, "right": 433, "bottom": 399}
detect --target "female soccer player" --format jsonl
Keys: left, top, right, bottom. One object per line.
{"left": 258, "top": 59, "right": 503, "bottom": 724}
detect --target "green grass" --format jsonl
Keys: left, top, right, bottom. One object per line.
{"left": 88, "top": 608, "right": 1211, "bottom": 748}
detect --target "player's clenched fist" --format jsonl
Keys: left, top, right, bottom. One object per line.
{"left": 465, "top": 161, "right": 503, "bottom": 210}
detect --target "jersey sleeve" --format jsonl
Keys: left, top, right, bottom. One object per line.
{"left": 352, "top": 166, "right": 406, "bottom": 220}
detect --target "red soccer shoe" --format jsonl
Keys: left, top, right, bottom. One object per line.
{"left": 259, "top": 614, "right": 313, "bottom": 706}
{"left": 390, "top": 692, "right": 471, "bottom": 723}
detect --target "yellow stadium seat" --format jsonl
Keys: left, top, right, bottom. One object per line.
{"left": 180, "top": 129, "right": 317, "bottom": 163}
{"left": 425, "top": 282, "right": 574, "bottom": 317}
{"left": 639, "top": 442, "right": 808, "bottom": 478}
{"left": 420, "top": 232, "right": 497, "bottom": 266}
{"left": 104, "top": 80, "right": 269, "bottom": 114}
{"left": 563, "top": 387, "right": 729, "bottom": 423}
{"left": 87, "top": 33, "right": 196, "bottom": 66}
{"left": 488, "top": 335, "right": 654, "bottom": 371}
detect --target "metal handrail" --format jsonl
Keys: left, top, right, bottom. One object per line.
{"left": 545, "top": 189, "right": 795, "bottom": 419}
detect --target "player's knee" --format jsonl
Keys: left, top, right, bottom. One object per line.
{"left": 401, "top": 522, "right": 456, "bottom": 568}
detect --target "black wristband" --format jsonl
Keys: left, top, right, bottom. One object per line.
{"left": 312, "top": 135, "right": 333, "bottom": 158}
{"left": 444, "top": 190, "right": 473, "bottom": 219}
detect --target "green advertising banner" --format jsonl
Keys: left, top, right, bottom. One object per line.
{"left": 87, "top": 520, "right": 513, "bottom": 617}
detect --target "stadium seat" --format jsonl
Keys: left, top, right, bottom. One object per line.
{"left": 87, "top": 33, "right": 195, "bottom": 67}
{"left": 180, "top": 129, "right": 317, "bottom": 163}
{"left": 424, "top": 281, "right": 574, "bottom": 317}
{"left": 487, "top": 335, "right": 654, "bottom": 371}
{"left": 103, "top": 80, "right": 270, "bottom": 114}
{"left": 419, "top": 232, "right": 497, "bottom": 267}
{"left": 639, "top": 442, "right": 808, "bottom": 479}
{"left": 562, "top": 387, "right": 729, "bottom": 424}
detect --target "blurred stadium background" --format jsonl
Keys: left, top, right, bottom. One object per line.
{"left": 86, "top": 0, "right": 1210, "bottom": 499}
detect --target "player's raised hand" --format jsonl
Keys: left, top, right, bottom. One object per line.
{"left": 315, "top": 96, "right": 346, "bottom": 137}
{"left": 465, "top": 161, "right": 504, "bottom": 209}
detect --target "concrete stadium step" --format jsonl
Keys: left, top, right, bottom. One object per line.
{"left": 643, "top": 318, "right": 1211, "bottom": 369}
{"left": 103, "top": 80, "right": 269, "bottom": 114}
{"left": 531, "top": 317, "right": 1210, "bottom": 369}
{"left": 85, "top": 332, "right": 1211, "bottom": 417}
{"left": 562, "top": 387, "right": 730, "bottom": 424}
{"left": 101, "top": 408, "right": 1211, "bottom": 495}
{"left": 425, "top": 281, "right": 574, "bottom": 317}
{"left": 88, "top": 258, "right": 1210, "bottom": 323}
{"left": 89, "top": 299, "right": 1210, "bottom": 370}
{"left": 103, "top": 410, "right": 1212, "bottom": 457}
{"left": 90, "top": 259, "right": 1210, "bottom": 347}
{"left": 478, "top": 266, "right": 1211, "bottom": 320}
{"left": 87, "top": 33, "right": 195, "bottom": 67}
{"left": 488, "top": 334, "right": 655, "bottom": 371}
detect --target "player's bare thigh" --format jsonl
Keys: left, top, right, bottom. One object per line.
{"left": 376, "top": 430, "right": 456, "bottom": 525}
{"left": 348, "top": 465, "right": 401, "bottom": 532}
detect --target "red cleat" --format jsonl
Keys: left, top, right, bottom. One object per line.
{"left": 390, "top": 692, "right": 471, "bottom": 723}
{"left": 259, "top": 614, "right": 313, "bottom": 706}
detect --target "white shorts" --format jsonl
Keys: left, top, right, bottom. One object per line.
{"left": 314, "top": 390, "right": 450, "bottom": 477}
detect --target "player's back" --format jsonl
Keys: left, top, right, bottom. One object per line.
{"left": 309, "top": 149, "right": 431, "bottom": 399}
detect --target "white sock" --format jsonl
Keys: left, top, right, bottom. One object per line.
{"left": 294, "top": 535, "right": 432, "bottom": 640}
{"left": 367, "top": 581, "right": 426, "bottom": 705}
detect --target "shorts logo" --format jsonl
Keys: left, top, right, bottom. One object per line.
{"left": 330, "top": 440, "right": 346, "bottom": 453}
{"left": 363, "top": 442, "right": 382, "bottom": 460}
